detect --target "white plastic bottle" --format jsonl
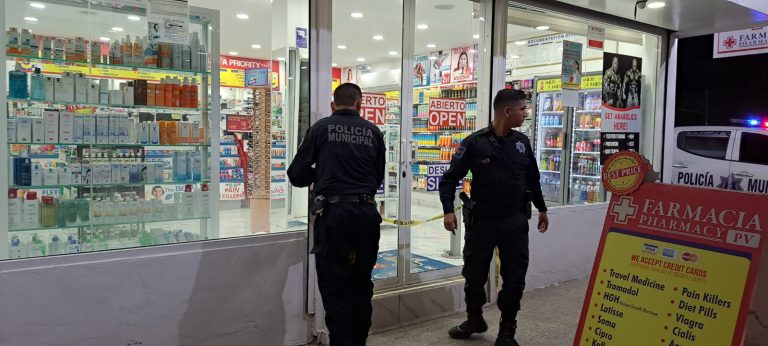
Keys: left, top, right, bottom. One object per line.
{"left": 65, "top": 235, "right": 80, "bottom": 254}
{"left": 27, "top": 234, "right": 46, "bottom": 257}
{"left": 48, "top": 234, "right": 64, "bottom": 256}
{"left": 23, "top": 191, "right": 40, "bottom": 228}
{"left": 8, "top": 189, "right": 23, "bottom": 229}
{"left": 9, "top": 236, "right": 25, "bottom": 259}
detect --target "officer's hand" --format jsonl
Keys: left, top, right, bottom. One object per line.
{"left": 538, "top": 212, "right": 549, "bottom": 233}
{"left": 444, "top": 213, "right": 457, "bottom": 233}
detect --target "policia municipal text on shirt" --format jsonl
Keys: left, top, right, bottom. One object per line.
{"left": 440, "top": 89, "right": 550, "bottom": 346}
{"left": 287, "top": 83, "right": 386, "bottom": 346}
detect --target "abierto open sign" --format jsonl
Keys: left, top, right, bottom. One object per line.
{"left": 429, "top": 98, "right": 466, "bottom": 128}
{"left": 361, "top": 93, "right": 386, "bottom": 125}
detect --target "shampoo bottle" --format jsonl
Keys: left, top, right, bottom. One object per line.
{"left": 9, "top": 62, "right": 28, "bottom": 99}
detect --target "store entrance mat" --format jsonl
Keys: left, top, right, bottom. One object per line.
{"left": 372, "top": 249, "right": 456, "bottom": 280}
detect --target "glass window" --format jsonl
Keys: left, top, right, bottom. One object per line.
{"left": 739, "top": 132, "right": 768, "bottom": 165}
{"left": 677, "top": 131, "right": 730, "bottom": 159}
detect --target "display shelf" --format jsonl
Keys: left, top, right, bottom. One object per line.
{"left": 7, "top": 98, "right": 209, "bottom": 112}
{"left": 575, "top": 128, "right": 601, "bottom": 131}
{"left": 574, "top": 151, "right": 601, "bottom": 155}
{"left": 540, "top": 170, "right": 561, "bottom": 173}
{"left": 415, "top": 159, "right": 451, "bottom": 163}
{"left": 539, "top": 125, "right": 563, "bottom": 128}
{"left": 572, "top": 174, "right": 601, "bottom": 178}
{"left": 9, "top": 215, "right": 212, "bottom": 233}
{"left": 10, "top": 180, "right": 210, "bottom": 190}
{"left": 9, "top": 142, "right": 210, "bottom": 148}
{"left": 540, "top": 111, "right": 564, "bottom": 114}
{"left": 7, "top": 54, "right": 211, "bottom": 76}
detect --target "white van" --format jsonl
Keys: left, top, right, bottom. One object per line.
{"left": 672, "top": 126, "right": 768, "bottom": 194}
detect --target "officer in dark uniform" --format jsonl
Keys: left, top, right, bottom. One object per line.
{"left": 288, "top": 83, "right": 385, "bottom": 346}
{"left": 440, "top": 89, "right": 549, "bottom": 346}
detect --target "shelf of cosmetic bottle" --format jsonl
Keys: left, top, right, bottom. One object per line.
{"left": 10, "top": 180, "right": 211, "bottom": 190}
{"left": 9, "top": 141, "right": 211, "bottom": 148}
{"left": 9, "top": 215, "right": 212, "bottom": 233}
{"left": 7, "top": 54, "right": 211, "bottom": 76}
{"left": 7, "top": 98, "right": 210, "bottom": 112}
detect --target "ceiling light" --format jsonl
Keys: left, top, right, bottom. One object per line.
{"left": 388, "top": 51, "right": 398, "bottom": 55}
{"left": 251, "top": 44, "right": 262, "bottom": 49}
{"left": 337, "top": 45, "right": 347, "bottom": 49}
{"left": 99, "top": 37, "right": 110, "bottom": 41}
{"left": 350, "top": 12, "right": 364, "bottom": 18}
{"left": 428, "top": 56, "right": 437, "bottom": 60}
{"left": 536, "top": 25, "right": 550, "bottom": 30}
{"left": 127, "top": 15, "right": 141, "bottom": 21}
{"left": 236, "top": 13, "right": 249, "bottom": 20}
{"left": 647, "top": 1, "right": 666, "bottom": 8}
{"left": 276, "top": 57, "right": 286, "bottom": 61}
{"left": 208, "top": 25, "right": 212, "bottom": 30}
{"left": 416, "top": 24, "right": 429, "bottom": 30}
{"left": 332, "top": 63, "right": 338, "bottom": 67}
{"left": 228, "top": 51, "right": 238, "bottom": 55}
{"left": 473, "top": 34, "right": 480, "bottom": 39}
{"left": 111, "top": 26, "right": 124, "bottom": 32}
{"left": 24, "top": 17, "right": 38, "bottom": 22}
{"left": 479, "top": 17, "right": 485, "bottom": 21}
{"left": 373, "top": 35, "right": 384, "bottom": 41}
{"left": 509, "top": 55, "right": 520, "bottom": 59}
{"left": 357, "top": 57, "right": 366, "bottom": 62}
{"left": 29, "top": 2, "right": 46, "bottom": 9}
{"left": 426, "top": 43, "right": 437, "bottom": 48}
{"left": 515, "top": 40, "right": 527, "bottom": 45}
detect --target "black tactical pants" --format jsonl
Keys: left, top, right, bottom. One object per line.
{"left": 462, "top": 212, "right": 529, "bottom": 322}
{"left": 313, "top": 203, "right": 382, "bottom": 346}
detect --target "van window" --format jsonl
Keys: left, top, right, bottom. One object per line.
{"left": 677, "top": 131, "right": 731, "bottom": 159}
{"left": 739, "top": 132, "right": 768, "bottom": 165}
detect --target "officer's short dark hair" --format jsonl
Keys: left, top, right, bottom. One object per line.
{"left": 493, "top": 89, "right": 527, "bottom": 112}
{"left": 334, "top": 83, "right": 363, "bottom": 107}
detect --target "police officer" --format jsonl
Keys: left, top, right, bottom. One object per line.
{"left": 440, "top": 89, "right": 549, "bottom": 346}
{"left": 287, "top": 83, "right": 385, "bottom": 346}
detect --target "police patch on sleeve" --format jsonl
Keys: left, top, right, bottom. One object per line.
{"left": 454, "top": 146, "right": 467, "bottom": 159}
{"left": 515, "top": 141, "right": 526, "bottom": 154}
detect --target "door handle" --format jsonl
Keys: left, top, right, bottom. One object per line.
{"left": 733, "top": 171, "right": 754, "bottom": 178}
{"left": 672, "top": 163, "right": 687, "bottom": 168}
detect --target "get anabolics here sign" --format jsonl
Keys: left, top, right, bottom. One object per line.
{"left": 575, "top": 162, "right": 767, "bottom": 345}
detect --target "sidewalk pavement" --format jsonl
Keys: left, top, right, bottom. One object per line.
{"left": 367, "top": 278, "right": 588, "bottom": 346}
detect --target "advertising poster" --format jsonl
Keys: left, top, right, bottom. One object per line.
{"left": 295, "top": 27, "right": 308, "bottom": 49}
{"left": 561, "top": 40, "right": 583, "bottom": 107}
{"left": 428, "top": 98, "right": 466, "bottom": 128}
{"left": 600, "top": 52, "right": 642, "bottom": 163}
{"left": 361, "top": 93, "right": 386, "bottom": 126}
{"left": 342, "top": 67, "right": 357, "bottom": 84}
{"left": 472, "top": 44, "right": 479, "bottom": 81}
{"left": 429, "top": 50, "right": 451, "bottom": 86}
{"left": 426, "top": 163, "right": 461, "bottom": 192}
{"left": 245, "top": 68, "right": 270, "bottom": 87}
{"left": 226, "top": 115, "right": 251, "bottom": 133}
{"left": 413, "top": 55, "right": 431, "bottom": 87}
{"left": 713, "top": 26, "right": 768, "bottom": 58}
{"left": 588, "top": 25, "right": 606, "bottom": 50}
{"left": 574, "top": 154, "right": 767, "bottom": 346}
{"left": 145, "top": 184, "right": 187, "bottom": 204}
{"left": 147, "top": 0, "right": 189, "bottom": 45}
{"left": 450, "top": 47, "right": 474, "bottom": 84}
{"left": 220, "top": 182, "right": 246, "bottom": 200}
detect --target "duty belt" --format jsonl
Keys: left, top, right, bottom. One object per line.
{"left": 325, "top": 194, "right": 376, "bottom": 205}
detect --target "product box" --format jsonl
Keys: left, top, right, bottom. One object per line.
{"left": 83, "top": 115, "right": 96, "bottom": 144}
{"left": 145, "top": 162, "right": 155, "bottom": 183}
{"left": 81, "top": 163, "right": 92, "bottom": 185}
{"left": 43, "top": 167, "right": 58, "bottom": 186}
{"left": 122, "top": 85, "right": 134, "bottom": 105}
{"left": 192, "top": 152, "right": 202, "bottom": 181}
{"left": 147, "top": 84, "right": 156, "bottom": 106}
{"left": 70, "top": 162, "right": 82, "bottom": 185}
{"left": 134, "top": 80, "right": 147, "bottom": 106}
{"left": 149, "top": 122, "right": 160, "bottom": 145}
{"left": 44, "top": 77, "right": 54, "bottom": 101}
{"left": 190, "top": 122, "right": 200, "bottom": 144}
{"left": 109, "top": 114, "right": 121, "bottom": 144}
{"left": 138, "top": 123, "right": 149, "bottom": 144}
{"left": 108, "top": 90, "right": 123, "bottom": 105}
{"left": 99, "top": 79, "right": 110, "bottom": 104}
{"left": 87, "top": 83, "right": 99, "bottom": 104}
{"left": 121, "top": 164, "right": 130, "bottom": 184}
{"left": 31, "top": 163, "right": 43, "bottom": 186}
{"left": 59, "top": 112, "right": 75, "bottom": 143}
{"left": 54, "top": 78, "right": 63, "bottom": 101}
{"left": 7, "top": 118, "right": 17, "bottom": 143}
{"left": 96, "top": 113, "right": 110, "bottom": 144}
{"left": 32, "top": 117, "right": 45, "bottom": 144}
{"left": 111, "top": 163, "right": 122, "bottom": 184}
{"left": 75, "top": 73, "right": 88, "bottom": 103}
{"left": 62, "top": 72, "right": 75, "bottom": 102}
{"left": 155, "top": 162, "right": 164, "bottom": 183}
{"left": 179, "top": 122, "right": 190, "bottom": 144}
{"left": 17, "top": 117, "right": 32, "bottom": 143}
{"left": 119, "top": 115, "right": 131, "bottom": 144}
{"left": 73, "top": 114, "right": 84, "bottom": 144}
{"left": 58, "top": 167, "right": 72, "bottom": 185}
{"left": 44, "top": 110, "right": 60, "bottom": 143}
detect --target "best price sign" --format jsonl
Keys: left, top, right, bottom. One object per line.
{"left": 429, "top": 98, "right": 466, "bottom": 128}
{"left": 361, "top": 93, "right": 386, "bottom": 125}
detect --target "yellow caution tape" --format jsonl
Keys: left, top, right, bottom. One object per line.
{"left": 382, "top": 205, "right": 462, "bottom": 226}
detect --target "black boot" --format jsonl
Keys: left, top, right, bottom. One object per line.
{"left": 448, "top": 312, "right": 488, "bottom": 339}
{"left": 494, "top": 320, "right": 521, "bottom": 346}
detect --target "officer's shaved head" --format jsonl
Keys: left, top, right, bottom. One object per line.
{"left": 334, "top": 83, "right": 363, "bottom": 108}
{"left": 493, "top": 89, "right": 526, "bottom": 114}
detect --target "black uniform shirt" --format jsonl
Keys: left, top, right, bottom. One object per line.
{"left": 439, "top": 127, "right": 547, "bottom": 217}
{"left": 288, "top": 109, "right": 386, "bottom": 196}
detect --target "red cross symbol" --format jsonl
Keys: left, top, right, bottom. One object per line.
{"left": 724, "top": 36, "right": 737, "bottom": 49}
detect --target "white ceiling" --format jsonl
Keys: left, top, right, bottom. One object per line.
{"left": 553, "top": 0, "right": 768, "bottom": 37}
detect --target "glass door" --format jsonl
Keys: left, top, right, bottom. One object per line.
{"left": 532, "top": 77, "right": 566, "bottom": 205}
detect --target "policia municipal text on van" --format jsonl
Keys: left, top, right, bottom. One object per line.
{"left": 440, "top": 89, "right": 549, "bottom": 346}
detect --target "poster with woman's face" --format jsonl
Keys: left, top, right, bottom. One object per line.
{"left": 429, "top": 50, "right": 450, "bottom": 86}
{"left": 450, "top": 47, "right": 473, "bottom": 83}
{"left": 342, "top": 67, "right": 357, "bottom": 84}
